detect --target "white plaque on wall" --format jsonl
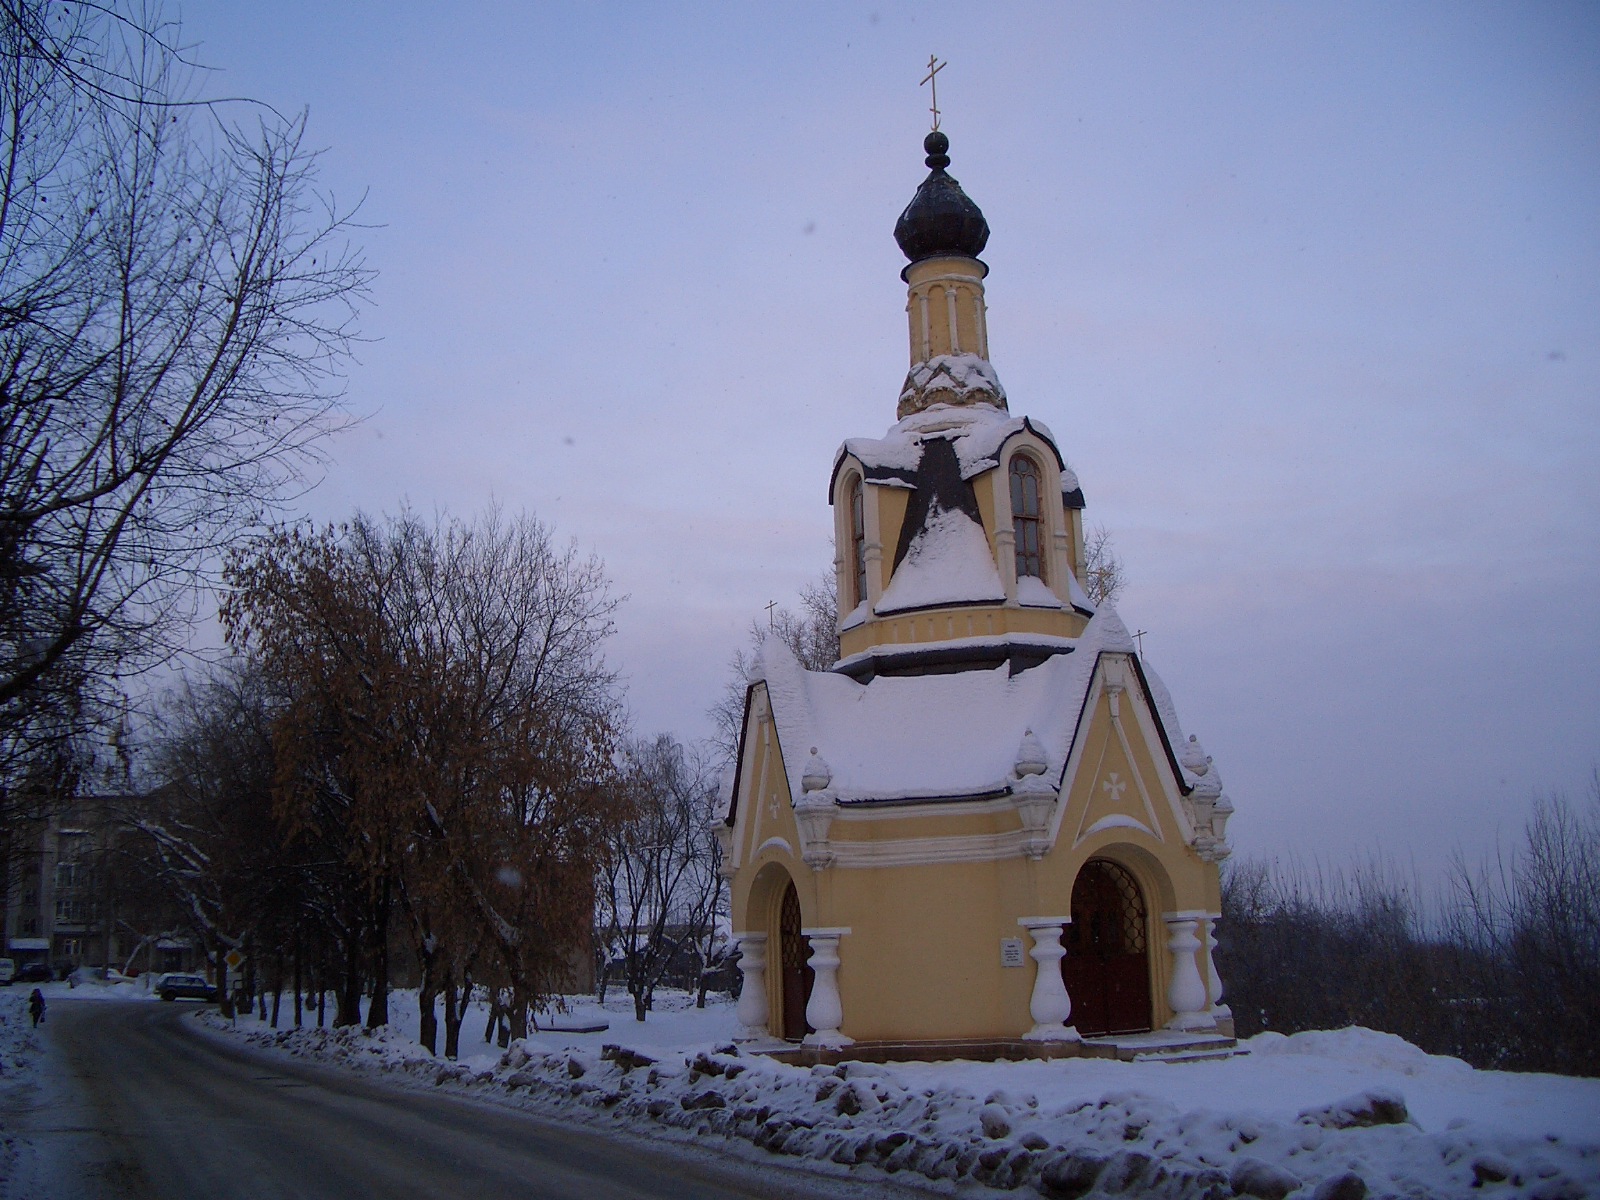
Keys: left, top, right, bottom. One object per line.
{"left": 1000, "top": 938, "right": 1025, "bottom": 968}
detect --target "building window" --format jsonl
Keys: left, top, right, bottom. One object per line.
{"left": 1010, "top": 454, "right": 1047, "bottom": 580}
{"left": 56, "top": 896, "right": 87, "bottom": 924}
{"left": 849, "top": 477, "right": 868, "bottom": 608}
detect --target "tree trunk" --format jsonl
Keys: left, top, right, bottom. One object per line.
{"left": 443, "top": 971, "right": 463, "bottom": 1060}
{"left": 696, "top": 957, "right": 712, "bottom": 1009}
{"left": 270, "top": 985, "right": 281, "bottom": 1029}
{"left": 366, "top": 878, "right": 391, "bottom": 1030}
{"left": 335, "top": 938, "right": 362, "bottom": 1027}
{"left": 484, "top": 990, "right": 502, "bottom": 1043}
{"left": 293, "top": 927, "right": 303, "bottom": 1028}
{"left": 508, "top": 983, "right": 527, "bottom": 1043}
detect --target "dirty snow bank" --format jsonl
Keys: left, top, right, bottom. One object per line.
{"left": 0, "top": 989, "right": 43, "bottom": 1188}
{"left": 203, "top": 992, "right": 1599, "bottom": 1199}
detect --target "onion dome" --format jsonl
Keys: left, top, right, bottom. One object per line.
{"left": 894, "top": 131, "right": 990, "bottom": 264}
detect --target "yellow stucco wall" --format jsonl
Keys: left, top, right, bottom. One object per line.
{"left": 726, "top": 657, "right": 1223, "bottom": 1045}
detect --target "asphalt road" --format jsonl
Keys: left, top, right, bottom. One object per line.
{"left": 14, "top": 999, "right": 931, "bottom": 1199}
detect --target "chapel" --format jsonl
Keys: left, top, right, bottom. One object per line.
{"left": 717, "top": 128, "right": 1236, "bottom": 1060}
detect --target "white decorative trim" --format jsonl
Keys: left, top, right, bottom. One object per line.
{"left": 752, "top": 836, "right": 796, "bottom": 861}
{"left": 1080, "top": 813, "right": 1156, "bottom": 840}
{"left": 832, "top": 794, "right": 1018, "bottom": 822}
{"left": 912, "top": 269, "right": 987, "bottom": 286}
{"left": 826, "top": 829, "right": 1031, "bottom": 868}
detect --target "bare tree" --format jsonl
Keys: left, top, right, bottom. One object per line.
{"left": 0, "top": 1, "right": 370, "bottom": 855}
{"left": 598, "top": 734, "right": 722, "bottom": 1020}
{"left": 1083, "top": 523, "right": 1125, "bottom": 608}
{"left": 1447, "top": 776, "right": 1600, "bottom": 1075}
{"left": 136, "top": 657, "right": 304, "bottom": 1015}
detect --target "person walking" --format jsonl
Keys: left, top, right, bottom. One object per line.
{"left": 28, "top": 987, "right": 45, "bottom": 1028}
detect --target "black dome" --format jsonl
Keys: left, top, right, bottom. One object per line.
{"left": 893, "top": 131, "right": 990, "bottom": 264}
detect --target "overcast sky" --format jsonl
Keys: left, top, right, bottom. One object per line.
{"left": 177, "top": 2, "right": 1598, "bottom": 887}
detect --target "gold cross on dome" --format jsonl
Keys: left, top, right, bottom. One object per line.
{"left": 921, "top": 55, "right": 946, "bottom": 130}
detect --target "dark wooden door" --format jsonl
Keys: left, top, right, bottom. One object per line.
{"left": 1061, "top": 859, "right": 1151, "bottom": 1036}
{"left": 778, "top": 882, "right": 813, "bottom": 1041}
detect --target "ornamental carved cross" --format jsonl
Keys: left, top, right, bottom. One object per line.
{"left": 921, "top": 55, "right": 946, "bottom": 131}
{"left": 1102, "top": 772, "right": 1128, "bottom": 802}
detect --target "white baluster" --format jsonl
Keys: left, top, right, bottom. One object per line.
{"left": 733, "top": 932, "right": 768, "bottom": 1040}
{"left": 1163, "top": 912, "right": 1216, "bottom": 1031}
{"left": 1019, "top": 917, "right": 1080, "bottom": 1041}
{"left": 802, "top": 928, "right": 853, "bottom": 1048}
{"left": 1201, "top": 913, "right": 1230, "bottom": 1017}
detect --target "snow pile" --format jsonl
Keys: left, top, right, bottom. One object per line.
{"left": 0, "top": 989, "right": 44, "bottom": 1186}
{"left": 874, "top": 506, "right": 1006, "bottom": 615}
{"left": 205, "top": 995, "right": 1600, "bottom": 1199}
{"left": 1016, "top": 576, "right": 1064, "bottom": 610}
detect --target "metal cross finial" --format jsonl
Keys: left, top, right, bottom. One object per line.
{"left": 765, "top": 599, "right": 778, "bottom": 629}
{"left": 921, "top": 55, "right": 947, "bottom": 131}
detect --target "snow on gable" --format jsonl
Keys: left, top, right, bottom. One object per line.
{"left": 1140, "top": 658, "right": 1219, "bottom": 794}
{"left": 758, "top": 609, "right": 1142, "bottom": 806}
{"left": 874, "top": 506, "right": 1006, "bottom": 614}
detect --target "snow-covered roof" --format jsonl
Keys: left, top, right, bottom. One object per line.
{"left": 745, "top": 606, "right": 1206, "bottom": 807}
{"left": 832, "top": 401, "right": 1078, "bottom": 498}
{"left": 874, "top": 505, "right": 1005, "bottom": 615}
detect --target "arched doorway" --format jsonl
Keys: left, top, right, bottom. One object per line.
{"left": 1062, "top": 858, "right": 1152, "bottom": 1036}
{"left": 778, "top": 881, "right": 813, "bottom": 1041}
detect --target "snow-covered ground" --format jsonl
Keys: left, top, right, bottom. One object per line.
{"left": 195, "top": 988, "right": 1599, "bottom": 1199}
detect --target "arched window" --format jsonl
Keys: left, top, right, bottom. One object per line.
{"left": 1010, "top": 454, "right": 1046, "bottom": 581}
{"left": 849, "top": 477, "right": 868, "bottom": 607}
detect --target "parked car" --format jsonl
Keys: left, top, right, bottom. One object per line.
{"left": 15, "top": 963, "right": 53, "bottom": 983}
{"left": 157, "top": 973, "right": 216, "bottom": 1002}
{"left": 0, "top": 958, "right": 14, "bottom": 985}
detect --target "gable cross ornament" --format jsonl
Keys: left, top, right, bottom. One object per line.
{"left": 921, "top": 55, "right": 946, "bottom": 131}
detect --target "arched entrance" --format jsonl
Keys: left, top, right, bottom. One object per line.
{"left": 778, "top": 881, "right": 813, "bottom": 1041}
{"left": 1062, "top": 858, "right": 1152, "bottom": 1036}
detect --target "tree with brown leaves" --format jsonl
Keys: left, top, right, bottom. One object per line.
{"left": 223, "top": 507, "right": 624, "bottom": 1042}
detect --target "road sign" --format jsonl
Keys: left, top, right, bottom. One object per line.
{"left": 224, "top": 950, "right": 243, "bottom": 969}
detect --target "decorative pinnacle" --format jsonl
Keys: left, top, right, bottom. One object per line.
{"left": 924, "top": 130, "right": 950, "bottom": 170}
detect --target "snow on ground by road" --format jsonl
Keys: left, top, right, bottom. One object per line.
{"left": 0, "top": 988, "right": 43, "bottom": 1187}
{"left": 203, "top": 988, "right": 1599, "bottom": 1199}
